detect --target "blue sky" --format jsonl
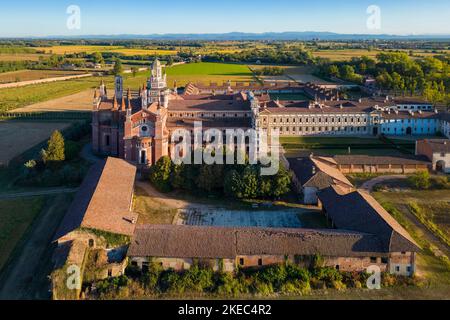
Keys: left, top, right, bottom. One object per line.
{"left": 0, "top": 0, "right": 449, "bottom": 37}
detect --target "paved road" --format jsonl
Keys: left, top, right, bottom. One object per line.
{"left": 0, "top": 188, "right": 78, "bottom": 200}
{"left": 360, "top": 175, "right": 408, "bottom": 191}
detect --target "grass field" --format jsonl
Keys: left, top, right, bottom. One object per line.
{"left": 281, "top": 136, "right": 409, "bottom": 158}
{"left": 0, "top": 121, "right": 72, "bottom": 166}
{"left": 312, "top": 49, "right": 450, "bottom": 61}
{"left": 0, "top": 53, "right": 49, "bottom": 62}
{"left": 0, "top": 76, "right": 105, "bottom": 112}
{"left": 133, "top": 187, "right": 178, "bottom": 225}
{"left": 165, "top": 62, "right": 254, "bottom": 87}
{"left": 373, "top": 190, "right": 450, "bottom": 288}
{"left": 0, "top": 70, "right": 86, "bottom": 84}
{"left": 0, "top": 197, "right": 45, "bottom": 271}
{"left": 374, "top": 189, "right": 450, "bottom": 239}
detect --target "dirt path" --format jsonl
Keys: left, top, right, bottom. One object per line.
{"left": 0, "top": 194, "right": 72, "bottom": 299}
{"left": 361, "top": 175, "right": 407, "bottom": 191}
{"left": 0, "top": 188, "right": 78, "bottom": 200}
{"left": 399, "top": 203, "right": 450, "bottom": 258}
{"left": 136, "top": 181, "right": 212, "bottom": 210}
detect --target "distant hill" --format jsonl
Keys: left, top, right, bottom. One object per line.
{"left": 6, "top": 32, "right": 450, "bottom": 41}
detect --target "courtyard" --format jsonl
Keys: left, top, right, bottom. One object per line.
{"left": 176, "top": 207, "right": 326, "bottom": 228}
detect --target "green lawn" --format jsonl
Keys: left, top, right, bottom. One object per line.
{"left": 166, "top": 62, "right": 252, "bottom": 76}
{"left": 0, "top": 197, "right": 45, "bottom": 270}
{"left": 165, "top": 62, "right": 255, "bottom": 87}
{"left": 281, "top": 136, "right": 385, "bottom": 146}
{"left": 281, "top": 136, "right": 412, "bottom": 158}
{"left": 133, "top": 187, "right": 178, "bottom": 225}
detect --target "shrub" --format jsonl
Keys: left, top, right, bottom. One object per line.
{"left": 182, "top": 266, "right": 214, "bottom": 292}
{"left": 285, "top": 264, "right": 310, "bottom": 283}
{"left": 257, "top": 265, "right": 287, "bottom": 290}
{"left": 280, "top": 280, "right": 311, "bottom": 295}
{"left": 250, "top": 278, "right": 274, "bottom": 295}
{"left": 159, "top": 269, "right": 185, "bottom": 294}
{"left": 313, "top": 267, "right": 343, "bottom": 287}
{"left": 215, "top": 272, "right": 248, "bottom": 296}
{"left": 65, "top": 140, "right": 81, "bottom": 161}
{"left": 408, "top": 171, "right": 431, "bottom": 190}
{"left": 149, "top": 156, "right": 173, "bottom": 192}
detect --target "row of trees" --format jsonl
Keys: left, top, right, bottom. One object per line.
{"left": 253, "top": 66, "right": 285, "bottom": 76}
{"left": 318, "top": 52, "right": 449, "bottom": 105}
{"left": 203, "top": 47, "right": 315, "bottom": 65}
{"left": 149, "top": 156, "right": 292, "bottom": 199}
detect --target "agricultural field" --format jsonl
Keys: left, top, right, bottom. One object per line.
{"left": 0, "top": 197, "right": 45, "bottom": 271}
{"left": 0, "top": 76, "right": 103, "bottom": 112}
{"left": 164, "top": 62, "right": 255, "bottom": 87}
{"left": 0, "top": 121, "right": 72, "bottom": 166}
{"left": 0, "top": 70, "right": 86, "bottom": 84}
{"left": 33, "top": 45, "right": 177, "bottom": 56}
{"left": 372, "top": 189, "right": 450, "bottom": 289}
{"left": 0, "top": 53, "right": 49, "bottom": 62}
{"left": 312, "top": 48, "right": 450, "bottom": 61}
{"left": 13, "top": 90, "right": 94, "bottom": 113}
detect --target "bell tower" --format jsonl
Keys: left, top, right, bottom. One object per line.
{"left": 115, "top": 76, "right": 123, "bottom": 100}
{"left": 149, "top": 59, "right": 169, "bottom": 107}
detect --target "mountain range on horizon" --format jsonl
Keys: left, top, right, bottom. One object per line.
{"left": 3, "top": 31, "right": 450, "bottom": 41}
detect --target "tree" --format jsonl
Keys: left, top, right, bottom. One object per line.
{"left": 328, "top": 65, "right": 340, "bottom": 78}
{"left": 224, "top": 170, "right": 242, "bottom": 198}
{"left": 92, "top": 52, "right": 104, "bottom": 65}
{"left": 408, "top": 171, "right": 431, "bottom": 190}
{"left": 42, "top": 130, "right": 65, "bottom": 163}
{"left": 113, "top": 58, "right": 123, "bottom": 76}
{"left": 240, "top": 166, "right": 259, "bottom": 199}
{"left": 196, "top": 165, "right": 223, "bottom": 192}
{"left": 149, "top": 156, "right": 173, "bottom": 192}
{"left": 131, "top": 66, "right": 138, "bottom": 78}
{"left": 271, "top": 166, "right": 291, "bottom": 198}
{"left": 170, "top": 163, "right": 186, "bottom": 190}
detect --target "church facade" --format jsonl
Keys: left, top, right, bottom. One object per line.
{"left": 92, "top": 60, "right": 448, "bottom": 167}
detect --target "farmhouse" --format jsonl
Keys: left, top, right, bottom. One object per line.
{"left": 128, "top": 218, "right": 419, "bottom": 276}
{"left": 53, "top": 157, "right": 137, "bottom": 247}
{"left": 416, "top": 139, "right": 450, "bottom": 173}
{"left": 92, "top": 59, "right": 449, "bottom": 168}
{"left": 318, "top": 186, "right": 420, "bottom": 276}
{"left": 128, "top": 225, "right": 396, "bottom": 274}
{"left": 288, "top": 156, "right": 354, "bottom": 204}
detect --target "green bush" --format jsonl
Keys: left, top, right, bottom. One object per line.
{"left": 408, "top": 171, "right": 431, "bottom": 190}
{"left": 280, "top": 280, "right": 311, "bottom": 295}
{"left": 65, "top": 140, "right": 82, "bottom": 161}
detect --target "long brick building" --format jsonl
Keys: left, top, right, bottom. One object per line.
{"left": 92, "top": 59, "right": 450, "bottom": 168}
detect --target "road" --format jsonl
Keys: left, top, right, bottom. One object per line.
{"left": 360, "top": 175, "right": 408, "bottom": 191}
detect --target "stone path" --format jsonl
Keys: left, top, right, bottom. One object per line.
{"left": 360, "top": 175, "right": 408, "bottom": 191}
